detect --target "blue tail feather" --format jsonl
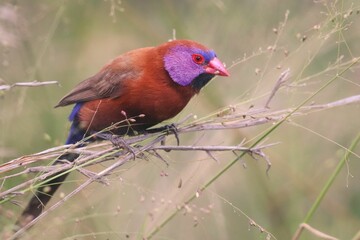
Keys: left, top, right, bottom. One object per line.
{"left": 69, "top": 102, "right": 83, "bottom": 121}
{"left": 66, "top": 103, "right": 86, "bottom": 144}
{"left": 65, "top": 122, "right": 86, "bottom": 144}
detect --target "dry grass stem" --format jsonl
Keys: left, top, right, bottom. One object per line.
{"left": 292, "top": 223, "right": 339, "bottom": 240}
{"left": 0, "top": 81, "right": 59, "bottom": 92}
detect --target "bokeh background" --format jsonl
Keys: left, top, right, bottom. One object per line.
{"left": 1, "top": 0, "right": 360, "bottom": 239}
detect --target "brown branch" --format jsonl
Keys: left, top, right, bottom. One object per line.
{"left": 153, "top": 142, "right": 279, "bottom": 151}
{"left": 0, "top": 81, "right": 59, "bottom": 91}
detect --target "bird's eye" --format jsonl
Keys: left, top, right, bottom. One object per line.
{"left": 192, "top": 54, "right": 205, "bottom": 65}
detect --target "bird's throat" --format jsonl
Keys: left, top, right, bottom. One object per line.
{"left": 191, "top": 73, "right": 215, "bottom": 91}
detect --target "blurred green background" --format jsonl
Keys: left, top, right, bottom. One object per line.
{"left": 1, "top": 0, "right": 360, "bottom": 239}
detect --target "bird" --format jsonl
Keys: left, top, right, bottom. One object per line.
{"left": 15, "top": 39, "right": 229, "bottom": 229}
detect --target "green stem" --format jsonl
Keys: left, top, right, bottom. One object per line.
{"left": 303, "top": 133, "right": 360, "bottom": 223}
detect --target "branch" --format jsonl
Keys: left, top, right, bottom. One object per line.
{"left": 0, "top": 81, "right": 59, "bottom": 91}
{"left": 264, "top": 68, "right": 290, "bottom": 108}
{"left": 151, "top": 143, "right": 278, "bottom": 152}
{"left": 292, "top": 223, "right": 339, "bottom": 240}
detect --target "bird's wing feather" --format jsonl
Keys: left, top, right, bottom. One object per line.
{"left": 55, "top": 56, "right": 141, "bottom": 107}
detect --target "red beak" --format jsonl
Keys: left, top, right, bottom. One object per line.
{"left": 205, "top": 57, "right": 230, "bottom": 76}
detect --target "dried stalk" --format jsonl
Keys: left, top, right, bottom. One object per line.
{"left": 0, "top": 81, "right": 59, "bottom": 91}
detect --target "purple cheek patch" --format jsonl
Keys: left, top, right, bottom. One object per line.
{"left": 164, "top": 46, "right": 205, "bottom": 86}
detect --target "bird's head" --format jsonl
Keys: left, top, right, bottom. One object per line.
{"left": 163, "top": 40, "right": 229, "bottom": 91}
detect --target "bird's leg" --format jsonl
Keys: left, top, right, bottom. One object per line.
{"left": 96, "top": 132, "right": 137, "bottom": 159}
{"left": 146, "top": 123, "right": 180, "bottom": 146}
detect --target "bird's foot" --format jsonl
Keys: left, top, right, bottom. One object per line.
{"left": 146, "top": 123, "right": 180, "bottom": 146}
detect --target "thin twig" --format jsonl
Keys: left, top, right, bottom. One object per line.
{"left": 152, "top": 143, "right": 278, "bottom": 153}
{"left": 292, "top": 223, "right": 339, "bottom": 240}
{"left": 264, "top": 68, "right": 290, "bottom": 108}
{"left": 0, "top": 81, "right": 59, "bottom": 91}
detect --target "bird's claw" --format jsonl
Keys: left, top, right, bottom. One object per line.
{"left": 146, "top": 123, "right": 180, "bottom": 146}
{"left": 165, "top": 124, "right": 180, "bottom": 146}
